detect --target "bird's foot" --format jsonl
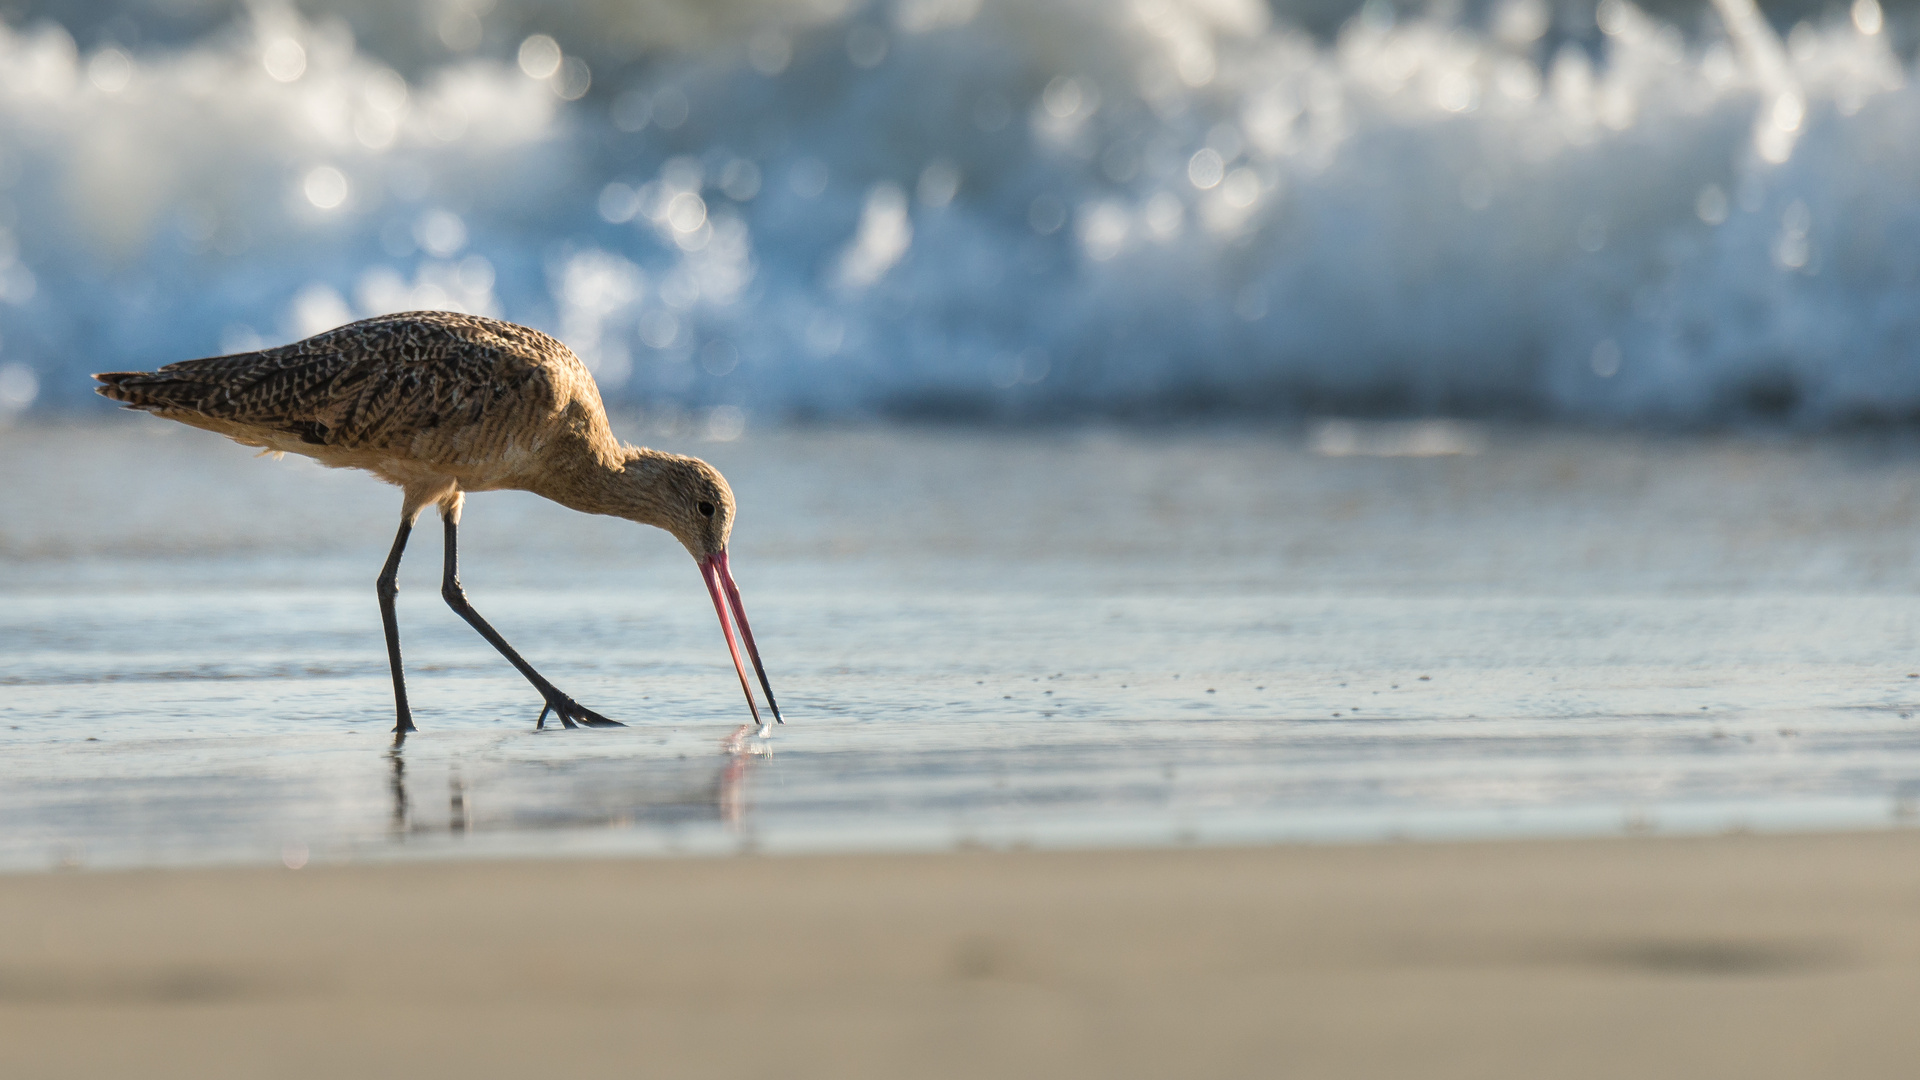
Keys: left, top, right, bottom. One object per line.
{"left": 534, "top": 692, "right": 624, "bottom": 730}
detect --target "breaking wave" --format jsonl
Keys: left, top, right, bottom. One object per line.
{"left": 1, "top": 0, "right": 1917, "bottom": 425}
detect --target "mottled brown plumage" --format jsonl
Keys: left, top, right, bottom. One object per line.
{"left": 95, "top": 310, "right": 728, "bottom": 549}
{"left": 95, "top": 310, "right": 780, "bottom": 735}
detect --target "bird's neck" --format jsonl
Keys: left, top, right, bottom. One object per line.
{"left": 531, "top": 440, "right": 675, "bottom": 528}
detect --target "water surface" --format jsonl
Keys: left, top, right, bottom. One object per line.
{"left": 6, "top": 421, "right": 1920, "bottom": 869}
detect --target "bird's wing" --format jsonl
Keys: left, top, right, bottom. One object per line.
{"left": 96, "top": 312, "right": 574, "bottom": 452}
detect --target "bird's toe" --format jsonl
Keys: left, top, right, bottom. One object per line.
{"left": 569, "top": 699, "right": 624, "bottom": 727}
{"left": 534, "top": 693, "right": 621, "bottom": 729}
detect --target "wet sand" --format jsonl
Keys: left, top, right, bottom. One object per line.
{"left": 6, "top": 831, "right": 1920, "bottom": 1079}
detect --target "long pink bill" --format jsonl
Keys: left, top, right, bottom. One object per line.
{"left": 700, "top": 550, "right": 783, "bottom": 725}
{"left": 715, "top": 550, "right": 782, "bottom": 723}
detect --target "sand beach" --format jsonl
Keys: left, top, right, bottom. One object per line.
{"left": 6, "top": 832, "right": 1920, "bottom": 1078}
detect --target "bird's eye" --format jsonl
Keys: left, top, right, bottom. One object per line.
{"left": 698, "top": 501, "right": 715, "bottom": 517}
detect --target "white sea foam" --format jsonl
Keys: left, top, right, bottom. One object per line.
{"left": 1, "top": 0, "right": 1916, "bottom": 423}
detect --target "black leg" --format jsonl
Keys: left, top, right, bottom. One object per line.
{"left": 438, "top": 513, "right": 623, "bottom": 728}
{"left": 377, "top": 518, "right": 415, "bottom": 733}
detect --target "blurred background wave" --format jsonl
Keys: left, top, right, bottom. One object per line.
{"left": 0, "top": 0, "right": 1915, "bottom": 425}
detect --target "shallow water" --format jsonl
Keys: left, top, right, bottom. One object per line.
{"left": 6, "top": 420, "right": 1920, "bottom": 870}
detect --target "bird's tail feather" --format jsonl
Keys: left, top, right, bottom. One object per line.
{"left": 93, "top": 370, "right": 168, "bottom": 409}
{"left": 93, "top": 353, "right": 260, "bottom": 411}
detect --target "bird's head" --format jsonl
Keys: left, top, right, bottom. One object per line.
{"left": 643, "top": 453, "right": 736, "bottom": 561}
{"left": 618, "top": 451, "right": 781, "bottom": 727}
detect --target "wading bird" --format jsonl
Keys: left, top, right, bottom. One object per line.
{"left": 94, "top": 310, "right": 780, "bottom": 735}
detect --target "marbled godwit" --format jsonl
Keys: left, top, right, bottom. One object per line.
{"left": 94, "top": 310, "right": 780, "bottom": 734}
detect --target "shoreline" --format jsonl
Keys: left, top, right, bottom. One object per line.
{"left": 6, "top": 830, "right": 1920, "bottom": 1078}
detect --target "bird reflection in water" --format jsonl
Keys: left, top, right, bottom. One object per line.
{"left": 719, "top": 724, "right": 773, "bottom": 828}
{"left": 384, "top": 730, "right": 762, "bottom": 840}
{"left": 387, "top": 742, "right": 408, "bottom": 839}
{"left": 449, "top": 767, "right": 469, "bottom": 835}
